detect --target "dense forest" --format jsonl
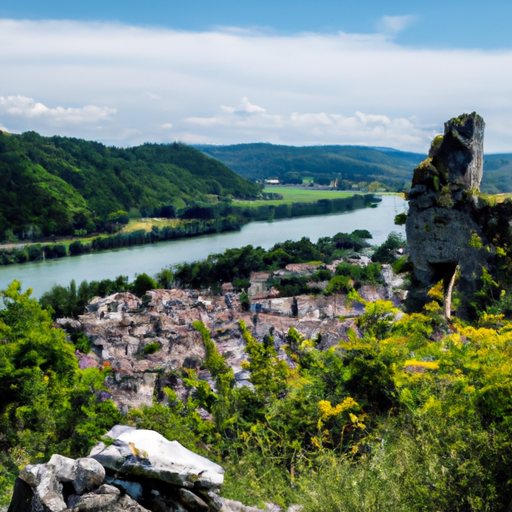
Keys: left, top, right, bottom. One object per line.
{"left": 0, "top": 131, "right": 261, "bottom": 240}
{"left": 197, "top": 142, "right": 512, "bottom": 194}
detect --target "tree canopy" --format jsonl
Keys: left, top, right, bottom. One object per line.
{"left": 0, "top": 131, "right": 261, "bottom": 239}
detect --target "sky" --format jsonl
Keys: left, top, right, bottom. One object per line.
{"left": 1, "top": 0, "right": 512, "bottom": 153}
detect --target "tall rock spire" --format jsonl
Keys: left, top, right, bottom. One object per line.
{"left": 405, "top": 113, "right": 494, "bottom": 317}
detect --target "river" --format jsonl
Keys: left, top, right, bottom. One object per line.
{"left": 0, "top": 195, "right": 406, "bottom": 298}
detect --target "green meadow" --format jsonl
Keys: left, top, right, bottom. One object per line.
{"left": 235, "top": 187, "right": 355, "bottom": 208}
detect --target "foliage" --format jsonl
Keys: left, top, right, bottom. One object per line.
{"left": 324, "top": 275, "right": 353, "bottom": 295}
{"left": 155, "top": 268, "right": 174, "bottom": 289}
{"left": 0, "top": 131, "right": 260, "bottom": 240}
{"left": 8, "top": 269, "right": 512, "bottom": 510}
{"left": 394, "top": 212, "right": 407, "bottom": 225}
{"left": 392, "top": 255, "right": 412, "bottom": 274}
{"left": 0, "top": 282, "right": 122, "bottom": 506}
{"left": 38, "top": 229, "right": 387, "bottom": 322}
{"left": 351, "top": 229, "right": 372, "bottom": 239}
{"left": 40, "top": 277, "right": 131, "bottom": 319}
{"left": 132, "top": 273, "right": 157, "bottom": 298}
{"left": 335, "top": 261, "right": 383, "bottom": 285}
{"left": 144, "top": 342, "right": 160, "bottom": 355}
{"left": 372, "top": 232, "right": 405, "bottom": 264}
{"left": 173, "top": 231, "right": 374, "bottom": 293}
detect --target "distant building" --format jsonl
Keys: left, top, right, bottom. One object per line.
{"left": 248, "top": 272, "right": 271, "bottom": 297}
{"left": 265, "top": 179, "right": 280, "bottom": 185}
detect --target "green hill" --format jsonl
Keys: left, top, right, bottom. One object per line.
{"left": 195, "top": 143, "right": 425, "bottom": 190}
{"left": 0, "top": 131, "right": 261, "bottom": 239}
{"left": 481, "top": 153, "right": 512, "bottom": 193}
{"left": 195, "top": 143, "right": 511, "bottom": 194}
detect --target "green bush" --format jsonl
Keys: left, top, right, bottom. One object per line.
{"left": 325, "top": 275, "right": 353, "bottom": 295}
{"left": 372, "top": 232, "right": 405, "bottom": 264}
{"left": 351, "top": 229, "right": 373, "bottom": 239}
{"left": 394, "top": 212, "right": 407, "bottom": 225}
{"left": 392, "top": 255, "right": 412, "bottom": 274}
{"left": 144, "top": 342, "right": 160, "bottom": 355}
{"left": 132, "top": 273, "right": 157, "bottom": 298}
{"left": 71, "top": 332, "right": 91, "bottom": 353}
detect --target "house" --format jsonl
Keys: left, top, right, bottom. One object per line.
{"left": 248, "top": 272, "right": 271, "bottom": 297}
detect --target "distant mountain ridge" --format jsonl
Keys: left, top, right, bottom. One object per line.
{"left": 195, "top": 143, "right": 511, "bottom": 194}
{"left": 0, "top": 131, "right": 260, "bottom": 239}
{"left": 481, "top": 153, "right": 512, "bottom": 194}
{"left": 195, "top": 143, "right": 425, "bottom": 190}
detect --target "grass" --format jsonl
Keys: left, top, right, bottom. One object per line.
{"left": 235, "top": 187, "right": 355, "bottom": 208}
{"left": 493, "top": 193, "right": 512, "bottom": 203}
{"left": 121, "top": 218, "right": 182, "bottom": 234}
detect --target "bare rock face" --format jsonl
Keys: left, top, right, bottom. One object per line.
{"left": 73, "top": 284, "right": 399, "bottom": 409}
{"left": 405, "top": 113, "right": 494, "bottom": 314}
{"left": 7, "top": 427, "right": 284, "bottom": 512}
{"left": 436, "top": 113, "right": 485, "bottom": 190}
{"left": 89, "top": 426, "right": 225, "bottom": 491}
{"left": 8, "top": 455, "right": 112, "bottom": 512}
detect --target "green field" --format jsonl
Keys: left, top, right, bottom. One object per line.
{"left": 235, "top": 187, "right": 354, "bottom": 208}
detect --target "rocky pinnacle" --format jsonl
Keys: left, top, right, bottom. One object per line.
{"left": 440, "top": 112, "right": 485, "bottom": 190}
{"left": 405, "top": 112, "right": 492, "bottom": 317}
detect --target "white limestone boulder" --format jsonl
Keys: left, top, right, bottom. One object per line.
{"left": 89, "top": 426, "right": 224, "bottom": 491}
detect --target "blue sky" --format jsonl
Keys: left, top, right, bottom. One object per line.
{"left": 1, "top": 1, "right": 512, "bottom": 152}
{"left": 2, "top": 0, "right": 511, "bottom": 49}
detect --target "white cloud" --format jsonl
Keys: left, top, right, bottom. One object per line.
{"left": 0, "top": 95, "right": 116, "bottom": 123}
{"left": 160, "top": 123, "right": 173, "bottom": 129}
{"left": 1, "top": 19, "right": 512, "bottom": 151}
{"left": 186, "top": 99, "right": 432, "bottom": 148}
{"left": 377, "top": 15, "right": 418, "bottom": 35}
{"left": 221, "top": 97, "right": 266, "bottom": 114}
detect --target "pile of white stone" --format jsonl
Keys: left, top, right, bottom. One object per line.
{"left": 7, "top": 426, "right": 292, "bottom": 512}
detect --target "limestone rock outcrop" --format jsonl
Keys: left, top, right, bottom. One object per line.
{"left": 405, "top": 112, "right": 512, "bottom": 317}
{"left": 7, "top": 427, "right": 294, "bottom": 512}
{"left": 70, "top": 280, "right": 402, "bottom": 409}
{"left": 406, "top": 113, "right": 491, "bottom": 314}
{"left": 89, "top": 425, "right": 224, "bottom": 491}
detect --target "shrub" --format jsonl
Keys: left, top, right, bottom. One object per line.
{"left": 69, "top": 240, "right": 85, "bottom": 256}
{"left": 351, "top": 229, "right": 372, "bottom": 239}
{"left": 132, "top": 273, "right": 157, "bottom": 298}
{"left": 71, "top": 332, "right": 91, "bottom": 353}
{"left": 325, "top": 275, "right": 352, "bottom": 295}
{"left": 392, "top": 255, "right": 412, "bottom": 274}
{"left": 372, "top": 232, "right": 405, "bottom": 264}
{"left": 394, "top": 212, "right": 407, "bottom": 225}
{"left": 144, "top": 342, "right": 160, "bottom": 355}
{"left": 240, "top": 291, "right": 250, "bottom": 311}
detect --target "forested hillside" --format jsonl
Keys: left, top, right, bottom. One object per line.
{"left": 0, "top": 131, "right": 261, "bottom": 239}
{"left": 196, "top": 143, "right": 424, "bottom": 190}
{"left": 196, "top": 143, "right": 510, "bottom": 194}
{"left": 482, "top": 153, "right": 512, "bottom": 193}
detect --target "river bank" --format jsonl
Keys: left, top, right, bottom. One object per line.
{"left": 0, "top": 195, "right": 405, "bottom": 298}
{"left": 0, "top": 194, "right": 376, "bottom": 267}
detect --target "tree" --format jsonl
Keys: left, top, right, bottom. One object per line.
{"left": 0, "top": 280, "right": 121, "bottom": 505}
{"left": 132, "top": 273, "right": 157, "bottom": 297}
